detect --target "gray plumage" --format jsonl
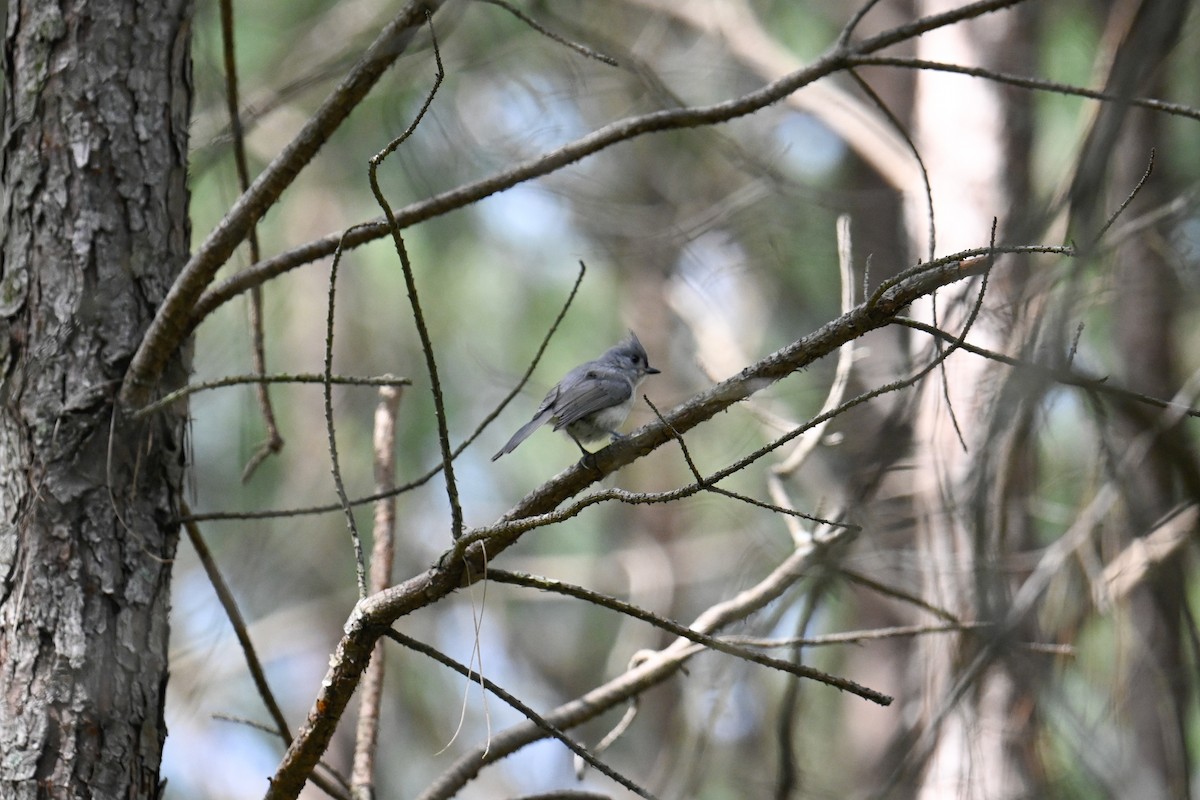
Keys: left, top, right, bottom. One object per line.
{"left": 492, "top": 332, "right": 660, "bottom": 461}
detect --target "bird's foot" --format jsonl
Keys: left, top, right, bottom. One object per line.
{"left": 578, "top": 450, "right": 602, "bottom": 474}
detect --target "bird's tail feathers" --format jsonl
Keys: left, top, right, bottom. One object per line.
{"left": 491, "top": 410, "right": 553, "bottom": 460}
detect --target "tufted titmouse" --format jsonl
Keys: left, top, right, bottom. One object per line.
{"left": 492, "top": 331, "right": 660, "bottom": 460}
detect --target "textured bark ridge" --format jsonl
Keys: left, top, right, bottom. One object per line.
{"left": 0, "top": 2, "right": 192, "bottom": 797}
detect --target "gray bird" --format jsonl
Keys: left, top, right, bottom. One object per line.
{"left": 492, "top": 332, "right": 661, "bottom": 461}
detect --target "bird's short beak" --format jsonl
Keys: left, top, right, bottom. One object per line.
{"left": 647, "top": 366, "right": 661, "bottom": 374}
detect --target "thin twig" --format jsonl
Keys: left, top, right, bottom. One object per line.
{"left": 325, "top": 229, "right": 369, "bottom": 598}
{"left": 182, "top": 502, "right": 352, "bottom": 800}
{"left": 775, "top": 564, "right": 837, "bottom": 798}
{"left": 491, "top": 261, "right": 588, "bottom": 445}
{"left": 943, "top": 220, "right": 1000, "bottom": 453}
{"left": 367, "top": 18, "right": 463, "bottom": 540}
{"left": 134, "top": 373, "right": 410, "bottom": 419}
{"left": 181, "top": 501, "right": 291, "bottom": 741}
{"left": 767, "top": 215, "right": 857, "bottom": 546}
{"left": 869, "top": 246, "right": 1069, "bottom": 309}
{"left": 838, "top": 0, "right": 889, "bottom": 49}
{"left": 474, "top": 0, "right": 618, "bottom": 66}
{"left": 388, "top": 630, "right": 659, "bottom": 800}
{"left": 219, "top": 0, "right": 284, "bottom": 484}
{"left": 848, "top": 55, "right": 1200, "bottom": 123}
{"left": 645, "top": 397, "right": 856, "bottom": 530}
{"left": 848, "top": 68, "right": 936, "bottom": 262}
{"left": 773, "top": 214, "right": 859, "bottom": 477}
{"left": 726, "top": 621, "right": 992, "bottom": 648}
{"left": 488, "top": 569, "right": 886, "bottom": 702}
{"left": 897, "top": 318, "right": 1200, "bottom": 421}
{"left": 839, "top": 568, "right": 961, "bottom": 624}
{"left": 577, "top": 699, "right": 637, "bottom": 779}
{"left": 211, "top": 715, "right": 351, "bottom": 798}
{"left": 1092, "top": 147, "right": 1155, "bottom": 246}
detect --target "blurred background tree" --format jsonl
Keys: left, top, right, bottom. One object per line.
{"left": 7, "top": 0, "right": 1196, "bottom": 798}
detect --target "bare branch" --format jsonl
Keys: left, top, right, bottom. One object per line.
{"left": 387, "top": 630, "right": 658, "bottom": 800}
{"left": 487, "top": 569, "right": 885, "bottom": 701}
{"left": 418, "top": 524, "right": 866, "bottom": 799}
{"left": 839, "top": 568, "right": 962, "bottom": 624}
{"left": 1092, "top": 147, "right": 1155, "bottom": 247}
{"left": 1099, "top": 504, "right": 1197, "bottom": 607}
{"left": 849, "top": 55, "right": 1200, "bottom": 123}
{"left": 187, "top": 0, "right": 1032, "bottom": 327}
{"left": 773, "top": 214, "right": 859, "bottom": 478}
{"left": 120, "top": 0, "right": 445, "bottom": 407}
{"left": 895, "top": 318, "right": 1200, "bottom": 421}
{"left": 366, "top": 20, "right": 462, "bottom": 539}
{"left": 324, "top": 231, "right": 369, "bottom": 598}
{"left": 630, "top": 0, "right": 919, "bottom": 188}
{"left": 474, "top": 0, "right": 618, "bottom": 66}
{"left": 351, "top": 386, "right": 403, "bottom": 798}
{"left": 726, "top": 621, "right": 994, "bottom": 648}
{"left": 133, "top": 373, "right": 410, "bottom": 420}
{"left": 217, "top": 0, "right": 283, "bottom": 484}
{"left": 848, "top": 68, "right": 938, "bottom": 262}
{"left": 181, "top": 502, "right": 291, "bottom": 744}
{"left": 838, "top": 0, "right": 889, "bottom": 48}
{"left": 645, "top": 397, "right": 853, "bottom": 530}
{"left": 182, "top": 501, "right": 352, "bottom": 800}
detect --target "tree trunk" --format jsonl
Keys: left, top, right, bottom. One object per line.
{"left": 0, "top": 1, "right": 192, "bottom": 797}
{"left": 903, "top": 2, "right": 1040, "bottom": 797}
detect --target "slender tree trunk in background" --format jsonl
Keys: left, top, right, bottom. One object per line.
{"left": 1067, "top": 1, "right": 1192, "bottom": 794}
{"left": 904, "top": 3, "right": 1039, "bottom": 797}
{"left": 0, "top": 1, "right": 192, "bottom": 797}
{"left": 1111, "top": 100, "right": 1193, "bottom": 800}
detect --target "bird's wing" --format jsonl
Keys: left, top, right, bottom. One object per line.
{"left": 550, "top": 369, "right": 632, "bottom": 430}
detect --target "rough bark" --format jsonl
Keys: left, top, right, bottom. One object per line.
{"left": 0, "top": 1, "right": 192, "bottom": 797}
